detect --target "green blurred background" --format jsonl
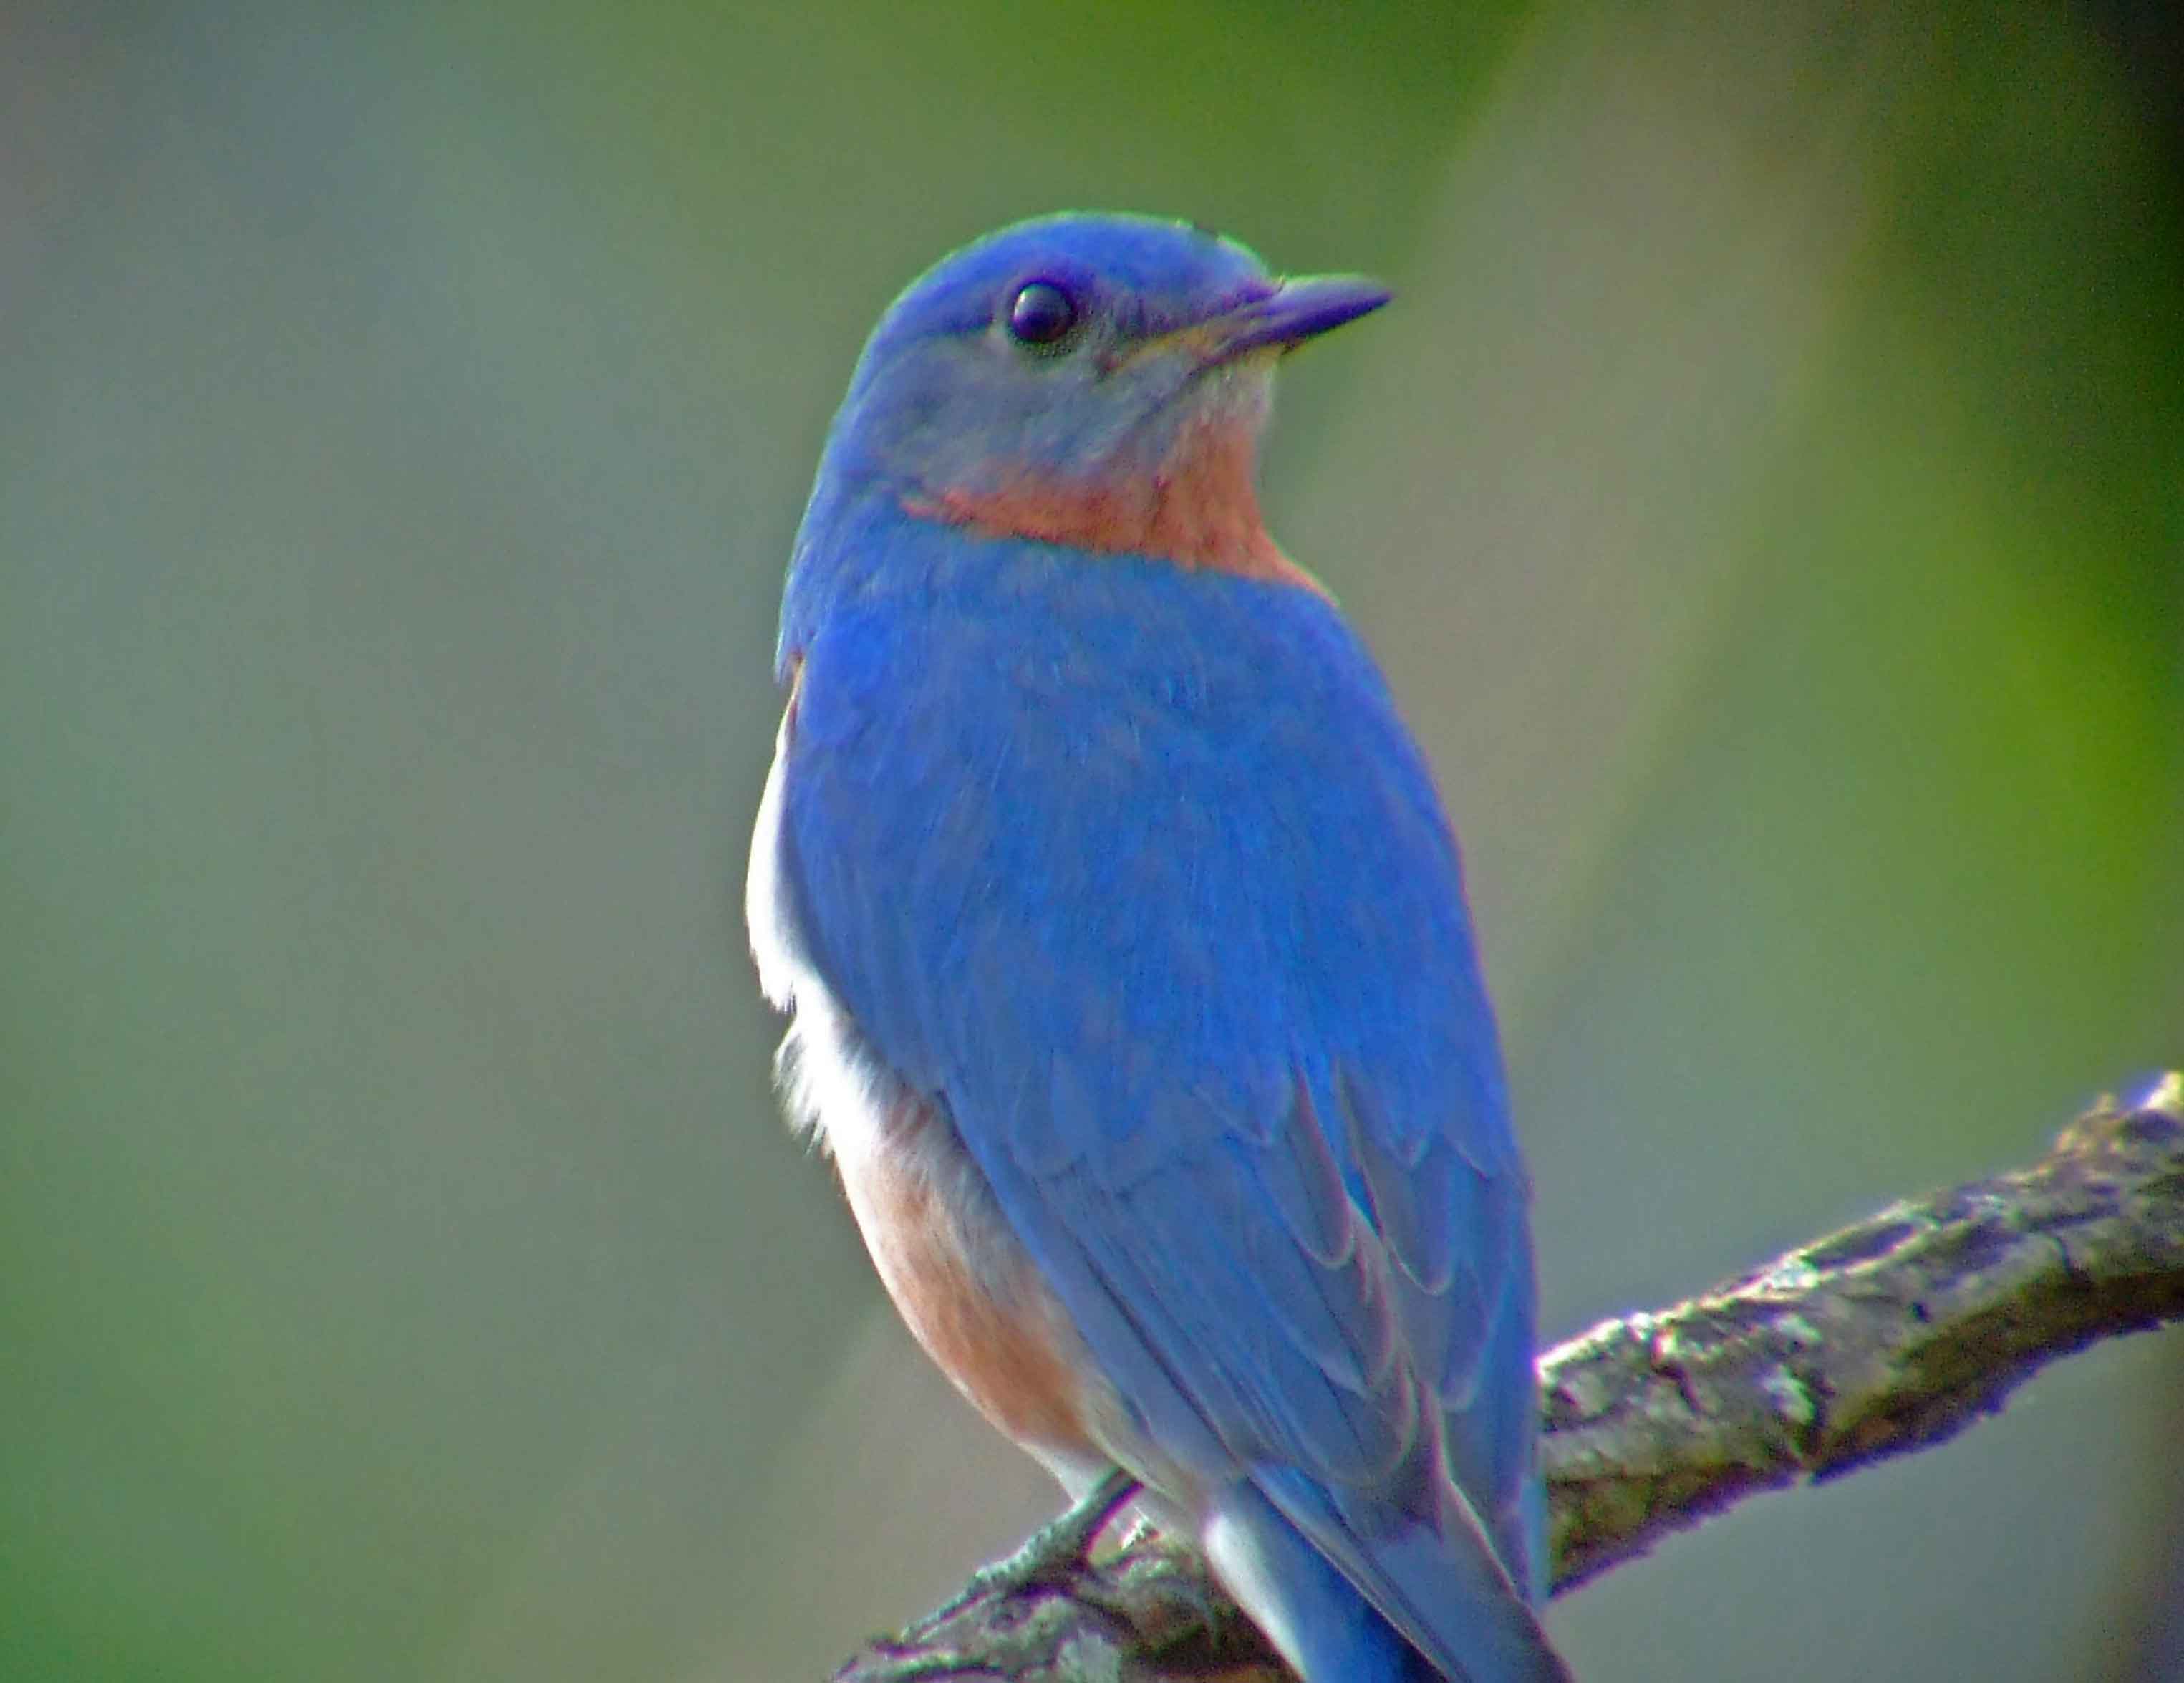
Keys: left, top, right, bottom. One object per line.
{"left": 4, "top": 2, "right": 2180, "bottom": 1678}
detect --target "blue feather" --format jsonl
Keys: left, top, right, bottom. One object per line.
{"left": 773, "top": 514, "right": 1556, "bottom": 1677}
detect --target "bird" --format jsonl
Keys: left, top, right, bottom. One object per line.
{"left": 747, "top": 211, "right": 1566, "bottom": 1682}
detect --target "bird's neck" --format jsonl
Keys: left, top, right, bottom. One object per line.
{"left": 776, "top": 405, "right": 1333, "bottom": 680}
{"left": 902, "top": 403, "right": 1328, "bottom": 599}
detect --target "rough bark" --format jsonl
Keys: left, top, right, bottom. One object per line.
{"left": 830, "top": 1075, "right": 2184, "bottom": 1682}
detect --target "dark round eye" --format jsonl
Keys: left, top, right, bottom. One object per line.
{"left": 1005, "top": 280, "right": 1078, "bottom": 346}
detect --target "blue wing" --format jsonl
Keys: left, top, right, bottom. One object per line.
{"left": 778, "top": 529, "right": 1554, "bottom": 1679}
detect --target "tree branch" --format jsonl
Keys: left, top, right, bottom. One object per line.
{"left": 1542, "top": 1071, "right": 2184, "bottom": 1587}
{"left": 831, "top": 1075, "right": 2184, "bottom": 1682}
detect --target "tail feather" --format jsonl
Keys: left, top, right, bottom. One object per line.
{"left": 1203, "top": 1475, "right": 1567, "bottom": 1682}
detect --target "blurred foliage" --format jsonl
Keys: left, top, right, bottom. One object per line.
{"left": 1, "top": 2, "right": 2177, "bottom": 1679}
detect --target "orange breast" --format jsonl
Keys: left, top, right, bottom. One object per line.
{"left": 836, "top": 1105, "right": 1097, "bottom": 1458}
{"left": 902, "top": 385, "right": 1330, "bottom": 599}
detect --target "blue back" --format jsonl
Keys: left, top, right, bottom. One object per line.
{"left": 775, "top": 502, "right": 1549, "bottom": 1649}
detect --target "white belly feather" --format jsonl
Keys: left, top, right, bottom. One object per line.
{"left": 743, "top": 699, "right": 1141, "bottom": 1498}
{"left": 746, "top": 697, "right": 897, "bottom": 1175}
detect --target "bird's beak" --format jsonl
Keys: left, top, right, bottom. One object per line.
{"left": 1185, "top": 274, "right": 1392, "bottom": 365}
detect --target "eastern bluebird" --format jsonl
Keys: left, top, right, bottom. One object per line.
{"left": 748, "top": 213, "right": 1565, "bottom": 1682}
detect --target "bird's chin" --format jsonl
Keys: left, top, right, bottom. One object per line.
{"left": 1164, "top": 357, "right": 1276, "bottom": 460}
{"left": 1102, "top": 352, "right": 1271, "bottom": 470}
{"left": 1188, "top": 351, "right": 1277, "bottom": 409}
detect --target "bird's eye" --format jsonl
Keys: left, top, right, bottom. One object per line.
{"left": 1005, "top": 280, "right": 1078, "bottom": 347}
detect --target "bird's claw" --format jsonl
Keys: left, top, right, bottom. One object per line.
{"left": 977, "top": 1465, "right": 1140, "bottom": 1595}
{"left": 1113, "top": 1513, "right": 1159, "bottom": 1551}
{"left": 910, "top": 1467, "right": 1141, "bottom": 1636}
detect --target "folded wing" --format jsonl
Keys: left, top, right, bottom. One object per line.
{"left": 778, "top": 554, "right": 1557, "bottom": 1677}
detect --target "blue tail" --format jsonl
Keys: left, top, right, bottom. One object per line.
{"left": 1202, "top": 1477, "right": 1566, "bottom": 1682}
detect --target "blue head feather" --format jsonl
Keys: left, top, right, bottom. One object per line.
{"left": 781, "top": 213, "right": 1388, "bottom": 675}
{"left": 828, "top": 213, "right": 1280, "bottom": 481}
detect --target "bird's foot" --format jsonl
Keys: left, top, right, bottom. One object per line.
{"left": 1113, "top": 1512, "right": 1159, "bottom": 1552}
{"left": 972, "top": 1465, "right": 1141, "bottom": 1596}
{"left": 904, "top": 1467, "right": 1141, "bottom": 1639}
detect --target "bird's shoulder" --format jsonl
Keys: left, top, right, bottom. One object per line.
{"left": 783, "top": 541, "right": 1457, "bottom": 947}
{"left": 773, "top": 537, "right": 1502, "bottom": 1154}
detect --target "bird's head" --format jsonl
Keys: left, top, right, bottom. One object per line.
{"left": 811, "top": 212, "right": 1389, "bottom": 582}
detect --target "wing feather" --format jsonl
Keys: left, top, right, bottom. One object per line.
{"left": 777, "top": 546, "right": 1552, "bottom": 1668}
